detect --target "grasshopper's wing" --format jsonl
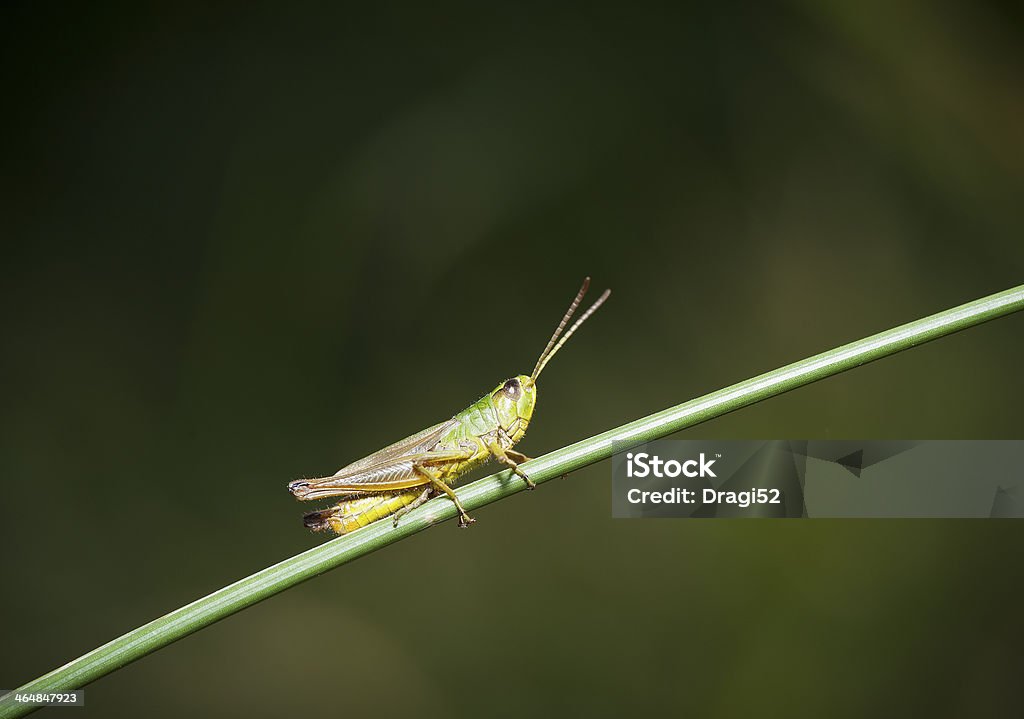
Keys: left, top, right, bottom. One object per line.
{"left": 292, "top": 448, "right": 472, "bottom": 499}
{"left": 288, "top": 419, "right": 466, "bottom": 500}
{"left": 333, "top": 419, "right": 459, "bottom": 476}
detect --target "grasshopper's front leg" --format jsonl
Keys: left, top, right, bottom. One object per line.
{"left": 486, "top": 441, "right": 536, "bottom": 489}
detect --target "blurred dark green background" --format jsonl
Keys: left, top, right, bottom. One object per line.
{"left": 2, "top": 2, "right": 1023, "bottom": 717}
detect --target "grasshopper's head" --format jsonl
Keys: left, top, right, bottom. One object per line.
{"left": 491, "top": 375, "right": 537, "bottom": 443}
{"left": 493, "top": 278, "right": 610, "bottom": 445}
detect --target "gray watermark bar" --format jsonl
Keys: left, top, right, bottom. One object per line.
{"left": 612, "top": 441, "right": 1023, "bottom": 518}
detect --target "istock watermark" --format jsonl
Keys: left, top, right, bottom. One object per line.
{"left": 624, "top": 452, "right": 718, "bottom": 478}
{"left": 611, "top": 440, "right": 1024, "bottom": 519}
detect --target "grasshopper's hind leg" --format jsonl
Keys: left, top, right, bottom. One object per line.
{"left": 415, "top": 466, "right": 476, "bottom": 528}
{"left": 391, "top": 487, "right": 432, "bottom": 528}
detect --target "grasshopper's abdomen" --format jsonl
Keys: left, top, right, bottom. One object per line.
{"left": 304, "top": 490, "right": 423, "bottom": 535}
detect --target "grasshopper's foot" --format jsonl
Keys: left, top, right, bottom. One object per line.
{"left": 457, "top": 513, "right": 477, "bottom": 529}
{"left": 522, "top": 473, "right": 537, "bottom": 490}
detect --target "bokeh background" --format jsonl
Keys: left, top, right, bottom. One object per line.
{"left": 3, "top": 2, "right": 1023, "bottom": 717}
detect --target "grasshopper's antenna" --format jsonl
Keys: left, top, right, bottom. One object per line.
{"left": 532, "top": 277, "right": 590, "bottom": 378}
{"left": 532, "top": 277, "right": 611, "bottom": 381}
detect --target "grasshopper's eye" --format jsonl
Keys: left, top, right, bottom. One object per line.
{"left": 503, "top": 379, "right": 521, "bottom": 400}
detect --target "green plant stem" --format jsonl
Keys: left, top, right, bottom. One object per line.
{"left": 3, "top": 284, "right": 1023, "bottom": 718}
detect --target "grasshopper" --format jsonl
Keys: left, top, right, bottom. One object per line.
{"left": 288, "top": 278, "right": 611, "bottom": 534}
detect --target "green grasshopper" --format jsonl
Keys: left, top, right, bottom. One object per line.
{"left": 289, "top": 278, "right": 610, "bottom": 534}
